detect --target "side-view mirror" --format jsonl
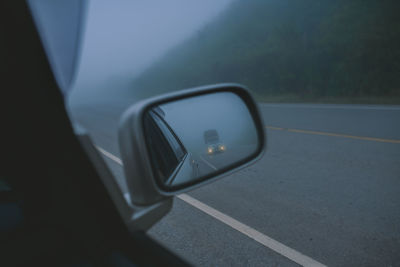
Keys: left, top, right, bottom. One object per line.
{"left": 119, "top": 83, "right": 265, "bottom": 206}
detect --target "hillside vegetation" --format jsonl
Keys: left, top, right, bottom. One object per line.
{"left": 130, "top": 0, "right": 400, "bottom": 103}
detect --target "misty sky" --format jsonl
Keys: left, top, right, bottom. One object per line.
{"left": 71, "top": 0, "right": 232, "bottom": 99}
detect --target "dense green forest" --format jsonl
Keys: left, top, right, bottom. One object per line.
{"left": 130, "top": 0, "right": 400, "bottom": 102}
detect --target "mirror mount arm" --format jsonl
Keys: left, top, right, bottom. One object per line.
{"left": 76, "top": 128, "right": 172, "bottom": 232}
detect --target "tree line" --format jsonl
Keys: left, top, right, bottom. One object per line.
{"left": 131, "top": 0, "right": 400, "bottom": 101}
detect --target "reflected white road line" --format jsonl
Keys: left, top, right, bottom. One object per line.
{"left": 96, "top": 146, "right": 326, "bottom": 267}
{"left": 96, "top": 146, "right": 123, "bottom": 165}
{"left": 199, "top": 155, "right": 218, "bottom": 170}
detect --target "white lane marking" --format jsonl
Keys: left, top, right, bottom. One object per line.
{"left": 259, "top": 103, "right": 400, "bottom": 111}
{"left": 96, "top": 146, "right": 123, "bottom": 165}
{"left": 178, "top": 194, "right": 326, "bottom": 267}
{"left": 199, "top": 155, "right": 218, "bottom": 171}
{"left": 96, "top": 146, "right": 326, "bottom": 267}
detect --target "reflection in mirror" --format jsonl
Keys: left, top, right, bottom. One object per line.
{"left": 144, "top": 92, "right": 259, "bottom": 189}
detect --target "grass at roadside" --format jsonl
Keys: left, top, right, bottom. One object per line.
{"left": 254, "top": 94, "right": 400, "bottom": 105}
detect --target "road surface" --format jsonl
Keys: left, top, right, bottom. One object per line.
{"left": 69, "top": 100, "right": 400, "bottom": 267}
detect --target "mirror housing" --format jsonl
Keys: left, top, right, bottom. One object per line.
{"left": 119, "top": 84, "right": 265, "bottom": 206}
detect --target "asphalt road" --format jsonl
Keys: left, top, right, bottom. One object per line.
{"left": 69, "top": 100, "right": 400, "bottom": 267}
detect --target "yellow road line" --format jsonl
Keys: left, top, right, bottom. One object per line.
{"left": 265, "top": 126, "right": 400, "bottom": 144}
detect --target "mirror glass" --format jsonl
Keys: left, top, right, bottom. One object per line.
{"left": 144, "top": 92, "right": 259, "bottom": 189}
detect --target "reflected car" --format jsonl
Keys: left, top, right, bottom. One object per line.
{"left": 207, "top": 143, "right": 226, "bottom": 155}
{"left": 204, "top": 129, "right": 226, "bottom": 155}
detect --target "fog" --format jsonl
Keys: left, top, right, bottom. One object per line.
{"left": 69, "top": 0, "right": 232, "bottom": 104}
